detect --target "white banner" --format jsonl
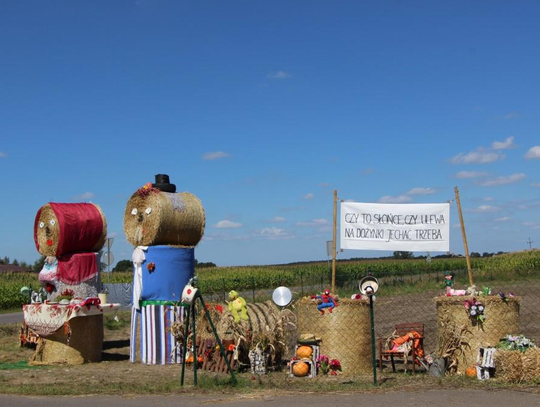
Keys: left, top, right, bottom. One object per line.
{"left": 340, "top": 202, "right": 450, "bottom": 252}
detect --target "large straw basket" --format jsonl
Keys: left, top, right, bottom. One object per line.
{"left": 34, "top": 203, "right": 107, "bottom": 256}
{"left": 30, "top": 315, "right": 103, "bottom": 365}
{"left": 123, "top": 191, "right": 205, "bottom": 247}
{"left": 435, "top": 295, "right": 520, "bottom": 374}
{"left": 297, "top": 298, "right": 371, "bottom": 374}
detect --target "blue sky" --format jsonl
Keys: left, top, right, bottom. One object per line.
{"left": 1, "top": 1, "right": 539, "bottom": 267}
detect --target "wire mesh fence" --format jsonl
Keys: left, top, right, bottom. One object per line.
{"left": 3, "top": 263, "right": 540, "bottom": 382}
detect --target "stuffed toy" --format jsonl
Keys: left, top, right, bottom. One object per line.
{"left": 228, "top": 290, "right": 248, "bottom": 323}
{"left": 314, "top": 289, "right": 337, "bottom": 315}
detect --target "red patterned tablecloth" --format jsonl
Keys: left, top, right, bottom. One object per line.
{"left": 23, "top": 301, "right": 120, "bottom": 336}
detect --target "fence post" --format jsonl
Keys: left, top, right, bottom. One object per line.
{"left": 222, "top": 278, "right": 226, "bottom": 302}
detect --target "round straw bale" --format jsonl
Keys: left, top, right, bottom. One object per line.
{"left": 30, "top": 315, "right": 103, "bottom": 365}
{"left": 123, "top": 190, "right": 205, "bottom": 247}
{"left": 297, "top": 298, "right": 371, "bottom": 374}
{"left": 34, "top": 203, "right": 107, "bottom": 256}
{"left": 435, "top": 295, "right": 520, "bottom": 374}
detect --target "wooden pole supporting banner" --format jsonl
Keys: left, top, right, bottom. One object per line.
{"left": 455, "top": 186, "right": 474, "bottom": 287}
{"left": 332, "top": 190, "right": 337, "bottom": 294}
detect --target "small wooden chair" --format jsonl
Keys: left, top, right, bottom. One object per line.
{"left": 378, "top": 322, "right": 424, "bottom": 373}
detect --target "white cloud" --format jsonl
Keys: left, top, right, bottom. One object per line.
{"left": 517, "top": 200, "right": 540, "bottom": 210}
{"left": 318, "top": 183, "right": 330, "bottom": 188}
{"left": 266, "top": 216, "right": 286, "bottom": 223}
{"left": 73, "top": 192, "right": 95, "bottom": 201}
{"left": 478, "top": 173, "right": 526, "bottom": 187}
{"left": 255, "top": 227, "right": 293, "bottom": 240}
{"left": 213, "top": 220, "right": 242, "bottom": 229}
{"left": 532, "top": 183, "right": 540, "bottom": 187}
{"left": 501, "top": 112, "right": 520, "bottom": 120}
{"left": 378, "top": 195, "right": 413, "bottom": 203}
{"left": 483, "top": 197, "right": 494, "bottom": 202}
{"left": 492, "top": 136, "right": 515, "bottom": 150}
{"left": 362, "top": 168, "right": 375, "bottom": 175}
{"left": 407, "top": 187, "right": 435, "bottom": 196}
{"left": 303, "top": 193, "right": 314, "bottom": 200}
{"left": 267, "top": 70, "right": 291, "bottom": 79}
{"left": 494, "top": 217, "right": 511, "bottom": 222}
{"left": 296, "top": 219, "right": 329, "bottom": 227}
{"left": 204, "top": 232, "right": 249, "bottom": 241}
{"left": 107, "top": 232, "right": 119, "bottom": 238}
{"left": 525, "top": 146, "right": 540, "bottom": 160}
{"left": 202, "top": 151, "right": 230, "bottom": 160}
{"left": 470, "top": 205, "right": 501, "bottom": 213}
{"left": 523, "top": 222, "right": 540, "bottom": 230}
{"left": 0, "top": 152, "right": 7, "bottom": 158}
{"left": 454, "top": 171, "right": 489, "bottom": 179}
{"left": 451, "top": 150, "right": 505, "bottom": 164}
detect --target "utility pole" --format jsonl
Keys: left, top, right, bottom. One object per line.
{"left": 527, "top": 237, "right": 533, "bottom": 250}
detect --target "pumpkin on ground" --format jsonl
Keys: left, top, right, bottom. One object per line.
{"left": 296, "top": 345, "right": 313, "bottom": 359}
{"left": 292, "top": 361, "right": 310, "bottom": 377}
{"left": 465, "top": 366, "right": 477, "bottom": 378}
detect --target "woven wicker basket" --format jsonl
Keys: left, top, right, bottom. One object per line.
{"left": 297, "top": 298, "right": 371, "bottom": 374}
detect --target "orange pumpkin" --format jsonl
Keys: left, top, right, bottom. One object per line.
{"left": 292, "top": 361, "right": 310, "bottom": 377}
{"left": 296, "top": 346, "right": 313, "bottom": 359}
{"left": 465, "top": 366, "right": 477, "bottom": 378}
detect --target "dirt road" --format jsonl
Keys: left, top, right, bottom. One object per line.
{"left": 0, "top": 389, "right": 538, "bottom": 407}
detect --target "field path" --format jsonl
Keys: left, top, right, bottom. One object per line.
{"left": 0, "top": 389, "right": 538, "bottom": 407}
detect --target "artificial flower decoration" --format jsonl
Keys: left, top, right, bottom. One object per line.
{"left": 498, "top": 335, "right": 536, "bottom": 352}
{"left": 147, "top": 262, "right": 156, "bottom": 273}
{"left": 464, "top": 298, "right": 485, "bottom": 323}
{"left": 317, "top": 354, "right": 342, "bottom": 375}
{"left": 136, "top": 182, "right": 160, "bottom": 197}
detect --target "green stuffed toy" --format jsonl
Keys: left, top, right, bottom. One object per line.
{"left": 228, "top": 290, "right": 248, "bottom": 323}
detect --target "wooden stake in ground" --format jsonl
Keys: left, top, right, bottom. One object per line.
{"left": 455, "top": 186, "right": 474, "bottom": 287}
{"left": 332, "top": 190, "right": 337, "bottom": 294}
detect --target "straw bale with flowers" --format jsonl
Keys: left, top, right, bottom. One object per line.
{"left": 434, "top": 295, "right": 520, "bottom": 374}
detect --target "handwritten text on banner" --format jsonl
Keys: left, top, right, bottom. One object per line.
{"left": 340, "top": 202, "right": 450, "bottom": 252}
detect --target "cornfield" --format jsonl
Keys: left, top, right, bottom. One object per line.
{"left": 2, "top": 250, "right": 539, "bottom": 310}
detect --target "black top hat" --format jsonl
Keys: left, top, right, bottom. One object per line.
{"left": 152, "top": 174, "right": 176, "bottom": 193}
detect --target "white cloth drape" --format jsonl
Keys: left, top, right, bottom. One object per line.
{"left": 132, "top": 246, "right": 148, "bottom": 309}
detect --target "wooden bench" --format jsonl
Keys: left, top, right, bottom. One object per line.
{"left": 378, "top": 322, "right": 424, "bottom": 373}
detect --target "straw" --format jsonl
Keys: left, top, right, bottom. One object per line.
{"left": 297, "top": 298, "right": 371, "bottom": 374}
{"left": 35, "top": 203, "right": 107, "bottom": 256}
{"left": 123, "top": 191, "right": 205, "bottom": 247}
{"left": 435, "top": 295, "right": 520, "bottom": 374}
{"left": 29, "top": 315, "right": 103, "bottom": 365}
